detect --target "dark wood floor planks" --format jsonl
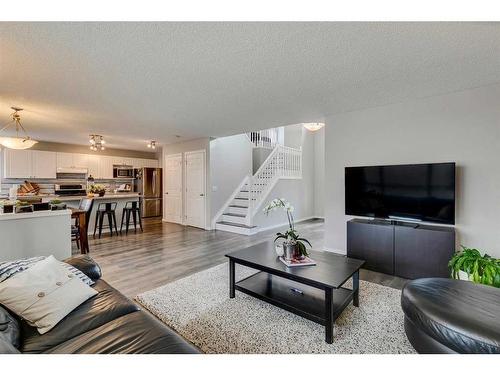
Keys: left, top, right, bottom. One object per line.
{"left": 78, "top": 218, "right": 407, "bottom": 298}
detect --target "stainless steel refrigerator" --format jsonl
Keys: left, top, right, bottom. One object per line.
{"left": 134, "top": 167, "right": 162, "bottom": 218}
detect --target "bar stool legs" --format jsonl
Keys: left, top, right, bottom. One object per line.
{"left": 120, "top": 201, "right": 143, "bottom": 235}
{"left": 94, "top": 202, "right": 119, "bottom": 239}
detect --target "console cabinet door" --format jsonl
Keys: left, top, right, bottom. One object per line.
{"left": 347, "top": 221, "right": 394, "bottom": 274}
{"left": 394, "top": 226, "right": 455, "bottom": 279}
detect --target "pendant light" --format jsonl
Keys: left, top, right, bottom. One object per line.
{"left": 89, "top": 134, "right": 106, "bottom": 151}
{"left": 0, "top": 107, "right": 38, "bottom": 149}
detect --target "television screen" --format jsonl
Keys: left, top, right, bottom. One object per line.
{"left": 345, "top": 163, "right": 455, "bottom": 224}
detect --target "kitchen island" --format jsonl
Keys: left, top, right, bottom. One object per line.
{"left": 0, "top": 209, "right": 72, "bottom": 262}
{"left": 41, "top": 193, "right": 141, "bottom": 236}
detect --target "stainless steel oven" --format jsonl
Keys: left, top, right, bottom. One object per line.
{"left": 113, "top": 165, "right": 134, "bottom": 178}
{"left": 54, "top": 184, "right": 87, "bottom": 196}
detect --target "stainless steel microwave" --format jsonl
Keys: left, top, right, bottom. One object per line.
{"left": 113, "top": 165, "right": 134, "bottom": 178}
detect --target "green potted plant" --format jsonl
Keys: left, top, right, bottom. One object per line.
{"left": 264, "top": 198, "right": 312, "bottom": 260}
{"left": 88, "top": 184, "right": 106, "bottom": 197}
{"left": 0, "top": 200, "right": 16, "bottom": 214}
{"left": 15, "top": 200, "right": 34, "bottom": 214}
{"left": 449, "top": 246, "right": 500, "bottom": 288}
{"left": 49, "top": 199, "right": 67, "bottom": 211}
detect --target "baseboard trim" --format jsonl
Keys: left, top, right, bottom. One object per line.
{"left": 256, "top": 216, "right": 322, "bottom": 234}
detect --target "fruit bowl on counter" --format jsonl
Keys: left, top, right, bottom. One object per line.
{"left": 88, "top": 184, "right": 106, "bottom": 197}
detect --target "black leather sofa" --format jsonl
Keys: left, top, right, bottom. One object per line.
{"left": 1, "top": 255, "right": 200, "bottom": 354}
{"left": 401, "top": 278, "right": 500, "bottom": 354}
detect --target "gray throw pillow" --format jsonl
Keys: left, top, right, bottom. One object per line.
{"left": 0, "top": 305, "right": 20, "bottom": 350}
{"left": 0, "top": 256, "right": 94, "bottom": 286}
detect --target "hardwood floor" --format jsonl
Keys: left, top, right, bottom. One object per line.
{"left": 77, "top": 218, "right": 407, "bottom": 298}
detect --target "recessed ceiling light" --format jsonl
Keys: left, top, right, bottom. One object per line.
{"left": 302, "top": 122, "right": 325, "bottom": 132}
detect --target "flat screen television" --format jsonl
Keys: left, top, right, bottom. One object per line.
{"left": 345, "top": 162, "right": 455, "bottom": 224}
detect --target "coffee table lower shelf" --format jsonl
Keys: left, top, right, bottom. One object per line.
{"left": 234, "top": 271, "right": 356, "bottom": 342}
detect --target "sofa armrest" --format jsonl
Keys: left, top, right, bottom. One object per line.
{"left": 64, "top": 255, "right": 102, "bottom": 281}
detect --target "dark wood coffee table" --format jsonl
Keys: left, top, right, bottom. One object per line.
{"left": 225, "top": 242, "right": 365, "bottom": 343}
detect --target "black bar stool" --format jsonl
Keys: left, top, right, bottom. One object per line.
{"left": 120, "top": 200, "right": 143, "bottom": 234}
{"left": 93, "top": 202, "right": 119, "bottom": 238}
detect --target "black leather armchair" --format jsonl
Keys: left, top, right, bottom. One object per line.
{"left": 401, "top": 278, "right": 500, "bottom": 354}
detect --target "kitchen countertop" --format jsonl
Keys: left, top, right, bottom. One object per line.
{"left": 0, "top": 209, "right": 71, "bottom": 221}
{"left": 42, "top": 193, "right": 141, "bottom": 202}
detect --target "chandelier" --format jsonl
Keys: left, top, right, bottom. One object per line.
{"left": 302, "top": 122, "right": 325, "bottom": 132}
{"left": 147, "top": 140, "right": 156, "bottom": 150}
{"left": 0, "top": 107, "right": 38, "bottom": 149}
{"left": 89, "top": 134, "right": 106, "bottom": 151}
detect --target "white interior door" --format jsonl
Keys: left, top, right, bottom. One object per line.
{"left": 164, "top": 153, "right": 183, "bottom": 224}
{"left": 185, "top": 150, "right": 206, "bottom": 229}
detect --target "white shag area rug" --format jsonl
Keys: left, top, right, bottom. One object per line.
{"left": 136, "top": 263, "right": 415, "bottom": 354}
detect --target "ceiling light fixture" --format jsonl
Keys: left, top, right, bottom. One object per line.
{"left": 0, "top": 107, "right": 38, "bottom": 149}
{"left": 147, "top": 140, "right": 156, "bottom": 150}
{"left": 302, "top": 122, "right": 325, "bottom": 132}
{"left": 89, "top": 134, "right": 105, "bottom": 151}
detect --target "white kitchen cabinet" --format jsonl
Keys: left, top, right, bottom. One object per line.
{"left": 3, "top": 149, "right": 56, "bottom": 179}
{"left": 98, "top": 155, "right": 114, "bottom": 179}
{"left": 86, "top": 154, "right": 100, "bottom": 178}
{"left": 57, "top": 152, "right": 88, "bottom": 169}
{"left": 131, "top": 158, "right": 143, "bottom": 169}
{"left": 145, "top": 158, "right": 159, "bottom": 168}
{"left": 31, "top": 151, "right": 57, "bottom": 178}
{"left": 56, "top": 152, "right": 73, "bottom": 169}
{"left": 72, "top": 153, "right": 88, "bottom": 168}
{"left": 3, "top": 149, "right": 32, "bottom": 178}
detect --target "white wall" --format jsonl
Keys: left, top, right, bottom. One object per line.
{"left": 162, "top": 138, "right": 211, "bottom": 229}
{"left": 210, "top": 134, "right": 253, "bottom": 220}
{"left": 324, "top": 83, "right": 500, "bottom": 258}
{"left": 314, "top": 127, "right": 325, "bottom": 218}
{"left": 253, "top": 125, "right": 316, "bottom": 229}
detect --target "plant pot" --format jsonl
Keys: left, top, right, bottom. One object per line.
{"left": 458, "top": 270, "right": 470, "bottom": 281}
{"left": 1, "top": 205, "right": 15, "bottom": 214}
{"left": 50, "top": 203, "right": 67, "bottom": 211}
{"left": 15, "top": 205, "right": 34, "bottom": 214}
{"left": 283, "top": 242, "right": 300, "bottom": 261}
{"left": 274, "top": 243, "right": 284, "bottom": 257}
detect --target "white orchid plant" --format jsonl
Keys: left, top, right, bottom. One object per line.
{"left": 263, "top": 198, "right": 311, "bottom": 257}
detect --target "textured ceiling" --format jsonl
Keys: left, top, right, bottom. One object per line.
{"left": 1, "top": 22, "right": 499, "bottom": 150}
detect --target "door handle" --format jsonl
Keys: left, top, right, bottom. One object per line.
{"left": 200, "top": 194, "right": 204, "bottom": 197}
{"left": 165, "top": 192, "right": 168, "bottom": 194}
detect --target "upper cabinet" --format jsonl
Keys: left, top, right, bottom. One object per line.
{"left": 56, "top": 152, "right": 88, "bottom": 169}
{"left": 3, "top": 149, "right": 56, "bottom": 179}
{"left": 32, "top": 151, "right": 57, "bottom": 179}
{"left": 97, "top": 155, "right": 114, "bottom": 179}
{"left": 86, "top": 154, "right": 99, "bottom": 178}
{"left": 2, "top": 148, "right": 159, "bottom": 180}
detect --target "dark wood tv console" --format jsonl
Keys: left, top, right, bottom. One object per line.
{"left": 347, "top": 219, "right": 455, "bottom": 279}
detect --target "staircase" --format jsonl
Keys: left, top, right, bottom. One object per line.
{"left": 215, "top": 143, "right": 302, "bottom": 235}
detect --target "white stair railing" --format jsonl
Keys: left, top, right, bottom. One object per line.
{"left": 247, "top": 144, "right": 302, "bottom": 225}
{"left": 246, "top": 128, "right": 279, "bottom": 149}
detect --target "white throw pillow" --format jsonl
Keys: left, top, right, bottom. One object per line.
{"left": 0, "top": 255, "right": 97, "bottom": 334}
